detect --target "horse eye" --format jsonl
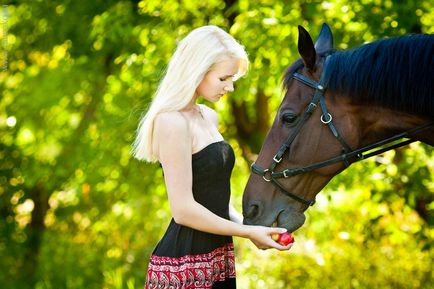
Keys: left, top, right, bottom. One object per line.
{"left": 282, "top": 113, "right": 297, "bottom": 124}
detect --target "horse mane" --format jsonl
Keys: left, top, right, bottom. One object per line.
{"left": 283, "top": 34, "right": 434, "bottom": 117}
{"left": 324, "top": 34, "right": 434, "bottom": 116}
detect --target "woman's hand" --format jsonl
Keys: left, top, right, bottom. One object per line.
{"left": 245, "top": 225, "right": 293, "bottom": 251}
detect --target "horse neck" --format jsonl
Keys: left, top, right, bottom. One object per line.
{"left": 354, "top": 103, "right": 434, "bottom": 146}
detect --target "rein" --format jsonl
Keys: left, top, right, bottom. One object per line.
{"left": 251, "top": 55, "right": 434, "bottom": 207}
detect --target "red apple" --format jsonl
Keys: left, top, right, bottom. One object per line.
{"left": 271, "top": 233, "right": 280, "bottom": 241}
{"left": 277, "top": 232, "right": 294, "bottom": 246}
{"left": 271, "top": 222, "right": 280, "bottom": 241}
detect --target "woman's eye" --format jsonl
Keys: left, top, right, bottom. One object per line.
{"left": 219, "top": 76, "right": 233, "bottom": 81}
{"left": 282, "top": 113, "right": 297, "bottom": 124}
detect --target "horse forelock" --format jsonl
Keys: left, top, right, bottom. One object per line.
{"left": 324, "top": 34, "right": 434, "bottom": 117}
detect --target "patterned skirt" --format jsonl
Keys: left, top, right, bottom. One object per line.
{"left": 145, "top": 243, "right": 236, "bottom": 289}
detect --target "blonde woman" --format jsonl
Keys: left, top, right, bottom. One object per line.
{"left": 133, "top": 25, "right": 291, "bottom": 289}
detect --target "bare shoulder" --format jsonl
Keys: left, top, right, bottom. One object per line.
{"left": 154, "top": 111, "right": 189, "bottom": 133}
{"left": 153, "top": 111, "right": 190, "bottom": 148}
{"left": 199, "top": 104, "right": 219, "bottom": 127}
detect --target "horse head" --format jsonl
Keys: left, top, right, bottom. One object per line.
{"left": 242, "top": 23, "right": 434, "bottom": 233}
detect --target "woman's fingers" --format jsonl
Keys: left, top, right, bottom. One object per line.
{"left": 268, "top": 227, "right": 287, "bottom": 237}
{"left": 272, "top": 242, "right": 293, "bottom": 251}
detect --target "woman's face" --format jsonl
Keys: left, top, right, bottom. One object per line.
{"left": 196, "top": 58, "right": 240, "bottom": 102}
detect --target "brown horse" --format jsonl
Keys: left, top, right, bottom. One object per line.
{"left": 242, "top": 23, "right": 434, "bottom": 233}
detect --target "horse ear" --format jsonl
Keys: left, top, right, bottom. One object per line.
{"left": 298, "top": 25, "right": 316, "bottom": 71}
{"left": 314, "top": 23, "right": 334, "bottom": 54}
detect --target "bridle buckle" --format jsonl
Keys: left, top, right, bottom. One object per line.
{"left": 273, "top": 155, "right": 282, "bottom": 163}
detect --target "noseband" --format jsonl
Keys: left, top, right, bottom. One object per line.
{"left": 251, "top": 55, "right": 434, "bottom": 207}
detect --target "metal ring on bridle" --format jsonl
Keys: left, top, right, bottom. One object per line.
{"left": 262, "top": 169, "right": 272, "bottom": 182}
{"left": 321, "top": 113, "right": 332, "bottom": 124}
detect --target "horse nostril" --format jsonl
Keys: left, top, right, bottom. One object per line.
{"left": 244, "top": 201, "right": 263, "bottom": 220}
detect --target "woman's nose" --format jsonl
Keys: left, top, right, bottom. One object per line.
{"left": 224, "top": 82, "right": 234, "bottom": 92}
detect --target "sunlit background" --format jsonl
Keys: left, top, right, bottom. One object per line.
{"left": 1, "top": 1, "right": 433, "bottom": 288}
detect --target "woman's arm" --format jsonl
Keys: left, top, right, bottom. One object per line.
{"left": 153, "top": 112, "right": 290, "bottom": 250}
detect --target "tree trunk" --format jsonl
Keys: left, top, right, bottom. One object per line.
{"left": 19, "top": 53, "right": 113, "bottom": 286}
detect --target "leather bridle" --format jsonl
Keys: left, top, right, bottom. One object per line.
{"left": 251, "top": 55, "right": 434, "bottom": 207}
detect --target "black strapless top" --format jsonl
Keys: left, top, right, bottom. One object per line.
{"left": 191, "top": 141, "right": 235, "bottom": 218}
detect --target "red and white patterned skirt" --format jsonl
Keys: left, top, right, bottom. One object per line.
{"left": 145, "top": 243, "right": 236, "bottom": 289}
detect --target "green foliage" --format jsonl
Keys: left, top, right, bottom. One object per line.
{"left": 0, "top": 0, "right": 433, "bottom": 288}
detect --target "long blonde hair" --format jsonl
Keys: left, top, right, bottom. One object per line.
{"left": 132, "top": 25, "right": 249, "bottom": 162}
